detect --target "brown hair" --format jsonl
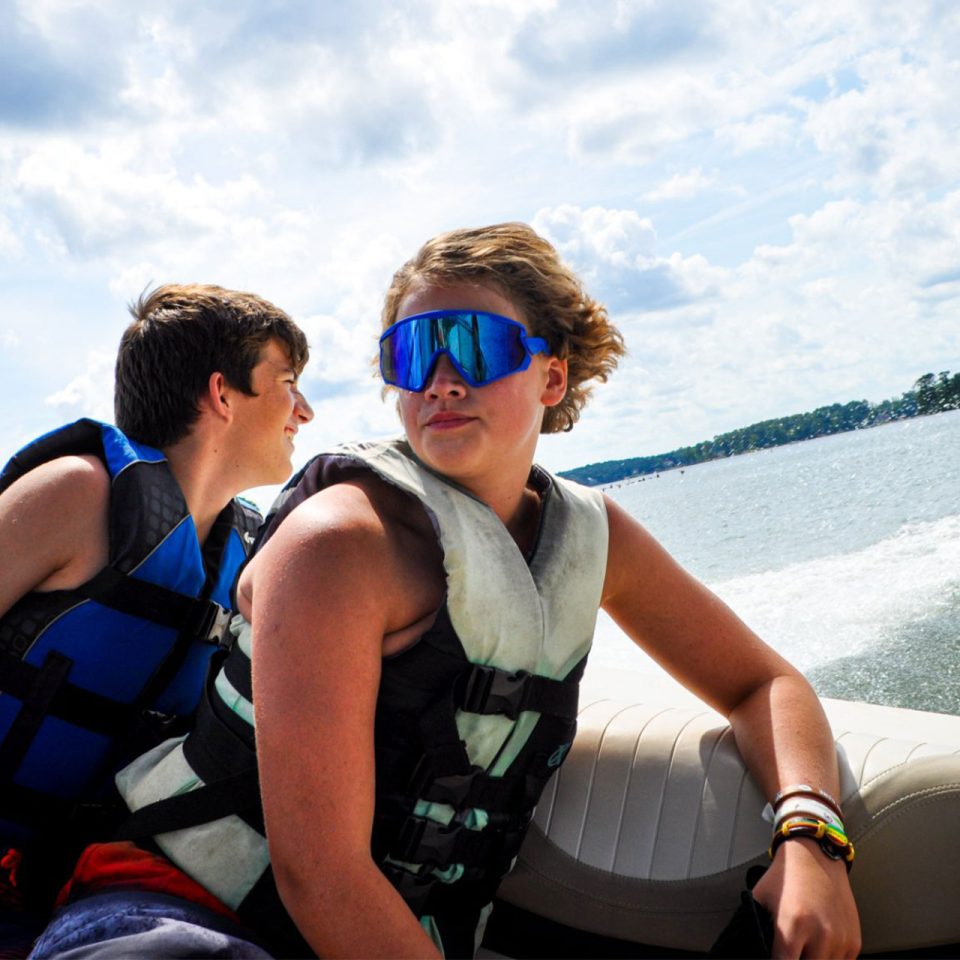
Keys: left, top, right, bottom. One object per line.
{"left": 115, "top": 283, "right": 309, "bottom": 448}
{"left": 381, "top": 222, "right": 625, "bottom": 432}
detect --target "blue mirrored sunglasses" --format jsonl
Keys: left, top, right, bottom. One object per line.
{"left": 379, "top": 310, "right": 550, "bottom": 392}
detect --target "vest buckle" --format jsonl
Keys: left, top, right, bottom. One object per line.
{"left": 392, "top": 814, "right": 461, "bottom": 869}
{"left": 195, "top": 602, "right": 232, "bottom": 647}
{"left": 461, "top": 665, "right": 529, "bottom": 720}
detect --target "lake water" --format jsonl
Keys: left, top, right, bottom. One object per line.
{"left": 593, "top": 409, "right": 960, "bottom": 715}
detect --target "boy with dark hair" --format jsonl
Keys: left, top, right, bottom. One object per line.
{"left": 0, "top": 284, "right": 312, "bottom": 954}
{"left": 115, "top": 284, "right": 309, "bottom": 448}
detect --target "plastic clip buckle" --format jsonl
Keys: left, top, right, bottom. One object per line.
{"left": 462, "top": 666, "right": 529, "bottom": 719}
{"left": 195, "top": 602, "right": 232, "bottom": 647}
{"left": 394, "top": 816, "right": 460, "bottom": 868}
{"left": 407, "top": 757, "right": 484, "bottom": 808}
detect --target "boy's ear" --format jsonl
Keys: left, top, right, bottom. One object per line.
{"left": 541, "top": 357, "right": 568, "bottom": 408}
{"left": 203, "top": 371, "right": 232, "bottom": 421}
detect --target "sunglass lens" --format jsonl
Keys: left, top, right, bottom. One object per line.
{"left": 474, "top": 318, "right": 525, "bottom": 383}
{"left": 381, "top": 312, "right": 529, "bottom": 390}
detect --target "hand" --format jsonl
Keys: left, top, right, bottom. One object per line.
{"left": 752, "top": 837, "right": 860, "bottom": 959}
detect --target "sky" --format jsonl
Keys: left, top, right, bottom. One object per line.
{"left": 1, "top": 0, "right": 958, "bottom": 508}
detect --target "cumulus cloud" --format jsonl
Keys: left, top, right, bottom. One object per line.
{"left": 0, "top": 4, "right": 127, "bottom": 128}
{"left": 15, "top": 139, "right": 267, "bottom": 257}
{"left": 642, "top": 168, "right": 717, "bottom": 202}
{"left": 802, "top": 47, "right": 960, "bottom": 197}
{"left": 1, "top": 0, "right": 958, "bottom": 478}
{"left": 510, "top": 0, "right": 720, "bottom": 78}
{"left": 718, "top": 113, "right": 797, "bottom": 155}
{"left": 533, "top": 204, "right": 723, "bottom": 311}
{"left": 538, "top": 183, "right": 960, "bottom": 470}
{"left": 0, "top": 214, "right": 22, "bottom": 258}
{"left": 44, "top": 350, "right": 115, "bottom": 420}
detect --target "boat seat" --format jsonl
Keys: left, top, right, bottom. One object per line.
{"left": 497, "top": 690, "right": 960, "bottom": 954}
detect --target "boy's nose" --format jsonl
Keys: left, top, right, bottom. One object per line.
{"left": 424, "top": 354, "right": 467, "bottom": 397}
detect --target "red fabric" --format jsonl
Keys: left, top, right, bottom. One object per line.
{"left": 55, "top": 842, "right": 240, "bottom": 923}
{"left": 0, "top": 850, "right": 25, "bottom": 911}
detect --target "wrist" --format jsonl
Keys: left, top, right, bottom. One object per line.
{"left": 768, "top": 820, "right": 855, "bottom": 871}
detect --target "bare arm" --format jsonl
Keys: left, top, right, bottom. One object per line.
{"left": 0, "top": 455, "right": 110, "bottom": 618}
{"left": 245, "top": 483, "right": 441, "bottom": 959}
{"left": 601, "top": 495, "right": 860, "bottom": 959}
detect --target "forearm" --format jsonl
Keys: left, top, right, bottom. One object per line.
{"left": 727, "top": 672, "right": 861, "bottom": 957}
{"left": 275, "top": 855, "right": 441, "bottom": 959}
{"left": 726, "top": 670, "right": 839, "bottom": 803}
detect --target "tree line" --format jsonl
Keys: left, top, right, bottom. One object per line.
{"left": 560, "top": 370, "right": 960, "bottom": 487}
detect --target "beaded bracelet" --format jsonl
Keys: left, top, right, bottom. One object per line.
{"left": 778, "top": 816, "right": 848, "bottom": 845}
{"left": 768, "top": 817, "right": 855, "bottom": 871}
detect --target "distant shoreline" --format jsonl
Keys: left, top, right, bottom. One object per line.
{"left": 560, "top": 370, "right": 960, "bottom": 487}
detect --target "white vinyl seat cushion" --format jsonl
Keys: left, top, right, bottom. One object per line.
{"left": 498, "top": 691, "right": 960, "bottom": 954}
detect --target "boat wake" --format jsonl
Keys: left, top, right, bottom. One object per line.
{"left": 592, "top": 513, "right": 960, "bottom": 713}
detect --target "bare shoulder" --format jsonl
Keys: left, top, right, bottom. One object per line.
{"left": 247, "top": 476, "right": 434, "bottom": 583}
{"left": 2, "top": 453, "right": 110, "bottom": 505}
{"left": 240, "top": 474, "right": 443, "bottom": 636}
{"left": 0, "top": 454, "right": 111, "bottom": 606}
{"left": 0, "top": 453, "right": 110, "bottom": 540}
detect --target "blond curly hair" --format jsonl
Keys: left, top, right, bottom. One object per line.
{"left": 381, "top": 222, "right": 625, "bottom": 433}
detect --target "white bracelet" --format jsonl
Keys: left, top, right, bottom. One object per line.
{"left": 772, "top": 796, "right": 845, "bottom": 833}
{"left": 762, "top": 783, "right": 843, "bottom": 823}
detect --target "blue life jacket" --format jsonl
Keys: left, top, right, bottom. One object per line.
{"left": 0, "top": 419, "right": 260, "bottom": 851}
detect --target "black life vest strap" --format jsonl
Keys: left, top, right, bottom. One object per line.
{"left": 0, "top": 651, "right": 73, "bottom": 787}
{"left": 402, "top": 755, "right": 538, "bottom": 815}
{"left": 381, "top": 861, "right": 500, "bottom": 921}
{"left": 114, "top": 768, "right": 261, "bottom": 840}
{"left": 222, "top": 647, "right": 253, "bottom": 702}
{"left": 0, "top": 651, "right": 76, "bottom": 829}
{"left": 408, "top": 659, "right": 579, "bottom": 813}
{"left": 382, "top": 809, "right": 527, "bottom": 874}
{"left": 115, "top": 657, "right": 264, "bottom": 841}
{"left": 458, "top": 663, "right": 579, "bottom": 722}
{"left": 0, "top": 650, "right": 129, "bottom": 737}
{"left": 75, "top": 568, "right": 232, "bottom": 646}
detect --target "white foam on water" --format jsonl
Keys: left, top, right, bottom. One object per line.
{"left": 591, "top": 513, "right": 960, "bottom": 677}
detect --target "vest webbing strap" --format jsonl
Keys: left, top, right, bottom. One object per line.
{"left": 222, "top": 647, "right": 252, "bottom": 702}
{"left": 114, "top": 769, "right": 261, "bottom": 840}
{"left": 0, "top": 651, "right": 73, "bottom": 786}
{"left": 74, "top": 569, "right": 231, "bottom": 644}
{"left": 115, "top": 664, "right": 264, "bottom": 841}
{"left": 381, "top": 809, "right": 524, "bottom": 873}
{"left": 0, "top": 650, "right": 130, "bottom": 736}
{"left": 381, "top": 862, "right": 500, "bottom": 921}
{"left": 402, "top": 659, "right": 580, "bottom": 814}
{"left": 459, "top": 663, "right": 579, "bottom": 721}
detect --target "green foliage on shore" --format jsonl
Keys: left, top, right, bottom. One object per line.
{"left": 560, "top": 370, "right": 960, "bottom": 487}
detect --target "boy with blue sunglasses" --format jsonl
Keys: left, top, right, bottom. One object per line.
{"left": 33, "top": 224, "right": 858, "bottom": 959}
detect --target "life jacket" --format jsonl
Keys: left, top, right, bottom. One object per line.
{"left": 116, "top": 439, "right": 608, "bottom": 958}
{"left": 0, "top": 419, "right": 260, "bottom": 854}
